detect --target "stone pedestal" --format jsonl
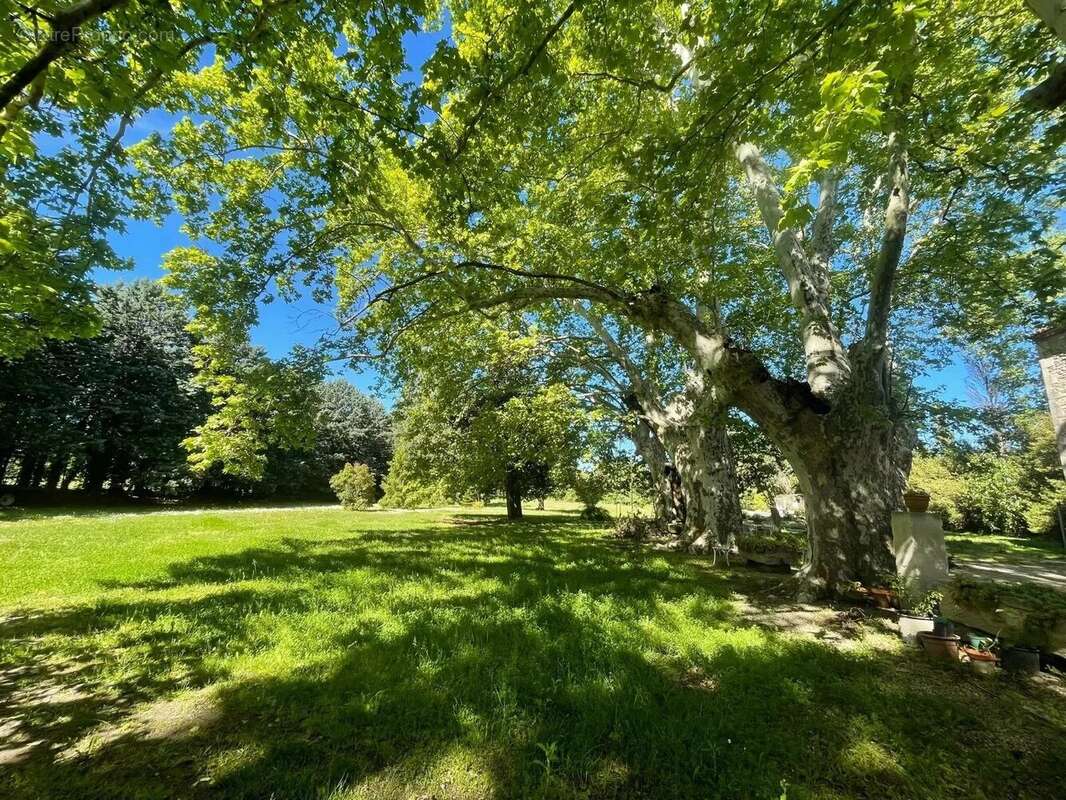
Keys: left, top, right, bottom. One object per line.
{"left": 892, "top": 512, "right": 949, "bottom": 592}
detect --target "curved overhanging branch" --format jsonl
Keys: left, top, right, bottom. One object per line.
{"left": 572, "top": 302, "right": 656, "bottom": 407}
{"left": 457, "top": 280, "right": 804, "bottom": 437}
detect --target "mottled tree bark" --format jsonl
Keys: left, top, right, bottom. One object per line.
{"left": 661, "top": 408, "right": 743, "bottom": 551}
{"left": 631, "top": 416, "right": 683, "bottom": 526}
{"left": 581, "top": 308, "right": 742, "bottom": 547}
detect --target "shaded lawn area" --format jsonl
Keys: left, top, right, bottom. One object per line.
{"left": 1, "top": 508, "right": 1064, "bottom": 799}
{"left": 946, "top": 532, "right": 1066, "bottom": 565}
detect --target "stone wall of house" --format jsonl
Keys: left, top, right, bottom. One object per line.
{"left": 1034, "top": 326, "right": 1066, "bottom": 480}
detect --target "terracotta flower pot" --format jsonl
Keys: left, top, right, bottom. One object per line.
{"left": 961, "top": 646, "right": 997, "bottom": 675}
{"left": 903, "top": 491, "right": 931, "bottom": 513}
{"left": 917, "top": 631, "right": 960, "bottom": 660}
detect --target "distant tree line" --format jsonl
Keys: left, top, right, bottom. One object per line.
{"left": 0, "top": 282, "right": 392, "bottom": 501}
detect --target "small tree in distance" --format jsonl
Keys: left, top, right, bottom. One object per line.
{"left": 329, "top": 463, "right": 377, "bottom": 510}
{"left": 572, "top": 469, "right": 609, "bottom": 521}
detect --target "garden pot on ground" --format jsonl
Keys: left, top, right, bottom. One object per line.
{"left": 903, "top": 491, "right": 931, "bottom": 513}
{"left": 960, "top": 645, "right": 997, "bottom": 675}
{"left": 933, "top": 617, "right": 955, "bottom": 637}
{"left": 867, "top": 587, "right": 897, "bottom": 609}
{"left": 917, "top": 631, "right": 960, "bottom": 661}
{"left": 899, "top": 613, "right": 935, "bottom": 646}
{"left": 1002, "top": 646, "right": 1041, "bottom": 676}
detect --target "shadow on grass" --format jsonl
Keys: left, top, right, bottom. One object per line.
{"left": 2, "top": 516, "right": 1064, "bottom": 799}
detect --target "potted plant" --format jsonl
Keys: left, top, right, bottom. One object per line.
{"left": 917, "top": 629, "right": 961, "bottom": 660}
{"left": 895, "top": 581, "right": 941, "bottom": 646}
{"left": 960, "top": 636, "right": 998, "bottom": 675}
{"left": 1002, "top": 645, "right": 1041, "bottom": 676}
{"left": 903, "top": 482, "right": 931, "bottom": 513}
{"left": 932, "top": 617, "right": 955, "bottom": 637}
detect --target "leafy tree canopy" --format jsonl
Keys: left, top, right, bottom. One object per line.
{"left": 108, "top": 1, "right": 1060, "bottom": 469}
{"left": 0, "top": 0, "right": 435, "bottom": 357}
{"left": 0, "top": 279, "right": 206, "bottom": 494}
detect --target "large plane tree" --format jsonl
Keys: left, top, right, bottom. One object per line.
{"left": 129, "top": 0, "right": 1062, "bottom": 594}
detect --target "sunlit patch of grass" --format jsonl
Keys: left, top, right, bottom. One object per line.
{"left": 839, "top": 739, "right": 906, "bottom": 784}
{"left": 1, "top": 506, "right": 1064, "bottom": 798}
{"left": 946, "top": 532, "right": 1066, "bottom": 564}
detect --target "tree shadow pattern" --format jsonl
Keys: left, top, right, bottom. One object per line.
{"left": 2, "top": 515, "right": 1064, "bottom": 799}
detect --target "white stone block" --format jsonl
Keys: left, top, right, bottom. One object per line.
{"left": 892, "top": 512, "right": 949, "bottom": 592}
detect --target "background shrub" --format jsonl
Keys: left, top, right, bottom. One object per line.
{"left": 329, "top": 463, "right": 377, "bottom": 510}
{"left": 910, "top": 445, "right": 1064, "bottom": 537}
{"left": 958, "top": 454, "right": 1033, "bottom": 536}
{"left": 908, "top": 455, "right": 967, "bottom": 529}
{"left": 571, "top": 469, "right": 607, "bottom": 511}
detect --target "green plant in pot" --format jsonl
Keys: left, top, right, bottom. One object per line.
{"left": 960, "top": 634, "right": 999, "bottom": 674}
{"left": 895, "top": 578, "right": 941, "bottom": 646}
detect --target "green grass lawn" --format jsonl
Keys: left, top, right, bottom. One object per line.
{"left": 2, "top": 506, "right": 1064, "bottom": 799}
{"left": 945, "top": 532, "right": 1066, "bottom": 565}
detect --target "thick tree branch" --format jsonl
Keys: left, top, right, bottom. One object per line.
{"left": 865, "top": 128, "right": 909, "bottom": 354}
{"left": 1023, "top": 60, "right": 1066, "bottom": 110}
{"left": 572, "top": 303, "right": 652, "bottom": 402}
{"left": 0, "top": 72, "right": 45, "bottom": 142}
{"left": 735, "top": 143, "right": 850, "bottom": 398}
{"left": 0, "top": 0, "right": 129, "bottom": 114}
{"left": 456, "top": 259, "right": 625, "bottom": 300}
{"left": 1023, "top": 1, "right": 1066, "bottom": 108}
{"left": 809, "top": 170, "right": 839, "bottom": 275}
{"left": 458, "top": 281, "right": 802, "bottom": 435}
{"left": 1026, "top": 0, "right": 1066, "bottom": 40}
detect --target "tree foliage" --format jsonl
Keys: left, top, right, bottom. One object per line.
{"left": 911, "top": 410, "right": 1065, "bottom": 536}
{"left": 0, "top": 0, "right": 434, "bottom": 357}
{"left": 313, "top": 380, "right": 393, "bottom": 479}
{"left": 0, "top": 280, "right": 206, "bottom": 494}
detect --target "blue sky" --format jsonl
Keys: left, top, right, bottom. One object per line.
{"left": 90, "top": 20, "right": 986, "bottom": 412}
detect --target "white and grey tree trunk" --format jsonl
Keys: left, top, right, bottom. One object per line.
{"left": 664, "top": 407, "right": 743, "bottom": 552}
{"left": 578, "top": 306, "right": 743, "bottom": 549}
{"left": 631, "top": 416, "right": 684, "bottom": 526}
